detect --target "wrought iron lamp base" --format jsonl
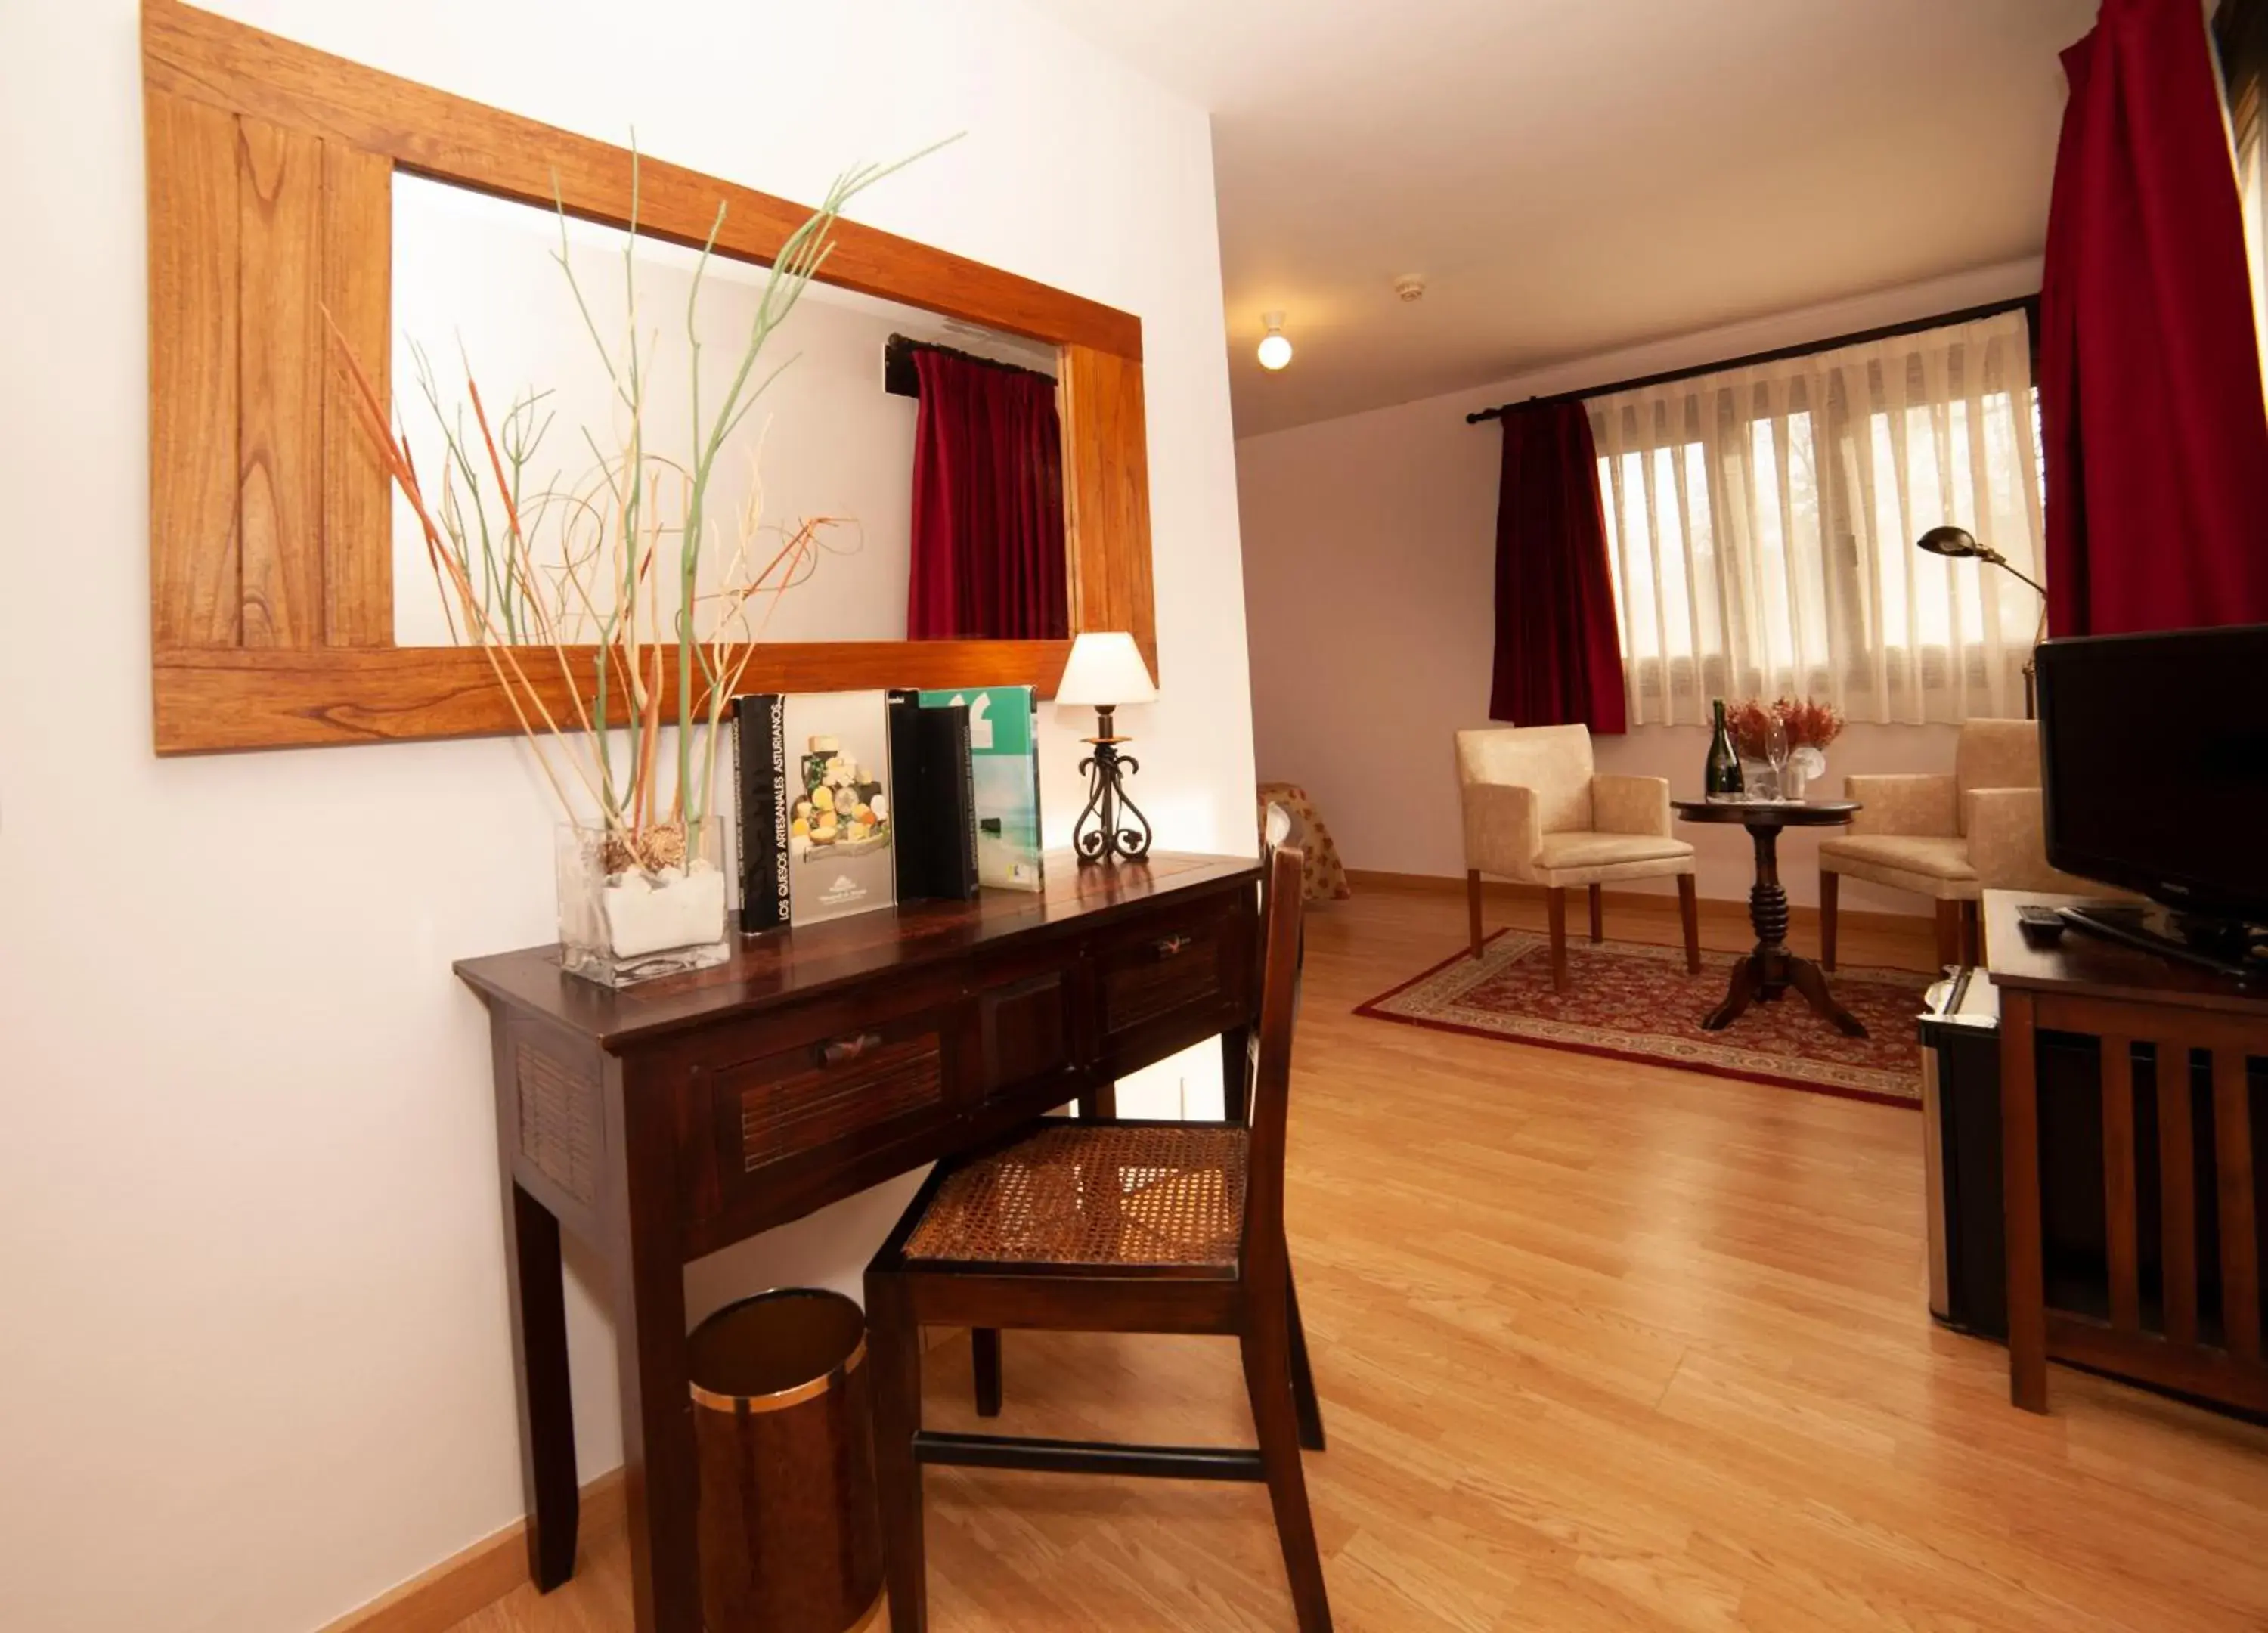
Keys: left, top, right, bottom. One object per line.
{"left": 1072, "top": 705, "right": 1152, "bottom": 866}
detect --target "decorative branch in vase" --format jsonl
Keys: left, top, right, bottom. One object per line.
{"left": 1725, "top": 696, "right": 1844, "bottom": 801}
{"left": 328, "top": 141, "right": 943, "bottom": 983}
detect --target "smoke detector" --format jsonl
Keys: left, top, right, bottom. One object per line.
{"left": 1393, "top": 275, "right": 1427, "bottom": 303}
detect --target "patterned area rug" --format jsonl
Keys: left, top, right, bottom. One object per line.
{"left": 1356, "top": 931, "right": 1932, "bottom": 1107}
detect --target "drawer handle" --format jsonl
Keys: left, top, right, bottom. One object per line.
{"left": 817, "top": 1031, "right": 885, "bottom": 1067}
{"left": 1151, "top": 934, "right": 1194, "bottom": 959}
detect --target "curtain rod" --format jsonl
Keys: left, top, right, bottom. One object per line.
{"left": 1463, "top": 294, "right": 2040, "bottom": 425}
{"left": 883, "top": 332, "right": 1056, "bottom": 400}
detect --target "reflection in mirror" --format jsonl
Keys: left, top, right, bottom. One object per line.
{"left": 388, "top": 175, "right": 1067, "bottom": 649}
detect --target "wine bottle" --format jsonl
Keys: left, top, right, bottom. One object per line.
{"left": 1706, "top": 699, "right": 1745, "bottom": 799}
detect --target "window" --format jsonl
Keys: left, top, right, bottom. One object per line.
{"left": 1590, "top": 310, "right": 2045, "bottom": 726}
{"left": 2220, "top": 0, "right": 2268, "bottom": 353}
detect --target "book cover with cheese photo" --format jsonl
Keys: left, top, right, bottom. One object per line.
{"left": 782, "top": 690, "right": 897, "bottom": 925}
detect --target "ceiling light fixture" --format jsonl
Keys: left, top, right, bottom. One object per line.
{"left": 1394, "top": 275, "right": 1426, "bottom": 302}
{"left": 1256, "top": 311, "right": 1294, "bottom": 370}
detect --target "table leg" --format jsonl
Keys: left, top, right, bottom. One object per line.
{"left": 1784, "top": 955, "right": 1867, "bottom": 1037}
{"left": 2000, "top": 990, "right": 2050, "bottom": 1412}
{"left": 1076, "top": 1081, "right": 1118, "bottom": 1120}
{"left": 1702, "top": 956, "right": 1761, "bottom": 1030}
{"left": 502, "top": 1181, "right": 579, "bottom": 1590}
{"left": 611, "top": 1075, "right": 703, "bottom": 1633}
{"left": 1220, "top": 1024, "right": 1252, "bottom": 1125}
{"left": 1701, "top": 820, "right": 1867, "bottom": 1038}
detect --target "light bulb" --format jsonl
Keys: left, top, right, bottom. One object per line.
{"left": 1256, "top": 311, "right": 1293, "bottom": 370}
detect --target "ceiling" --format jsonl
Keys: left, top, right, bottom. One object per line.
{"left": 1024, "top": 0, "right": 2098, "bottom": 436}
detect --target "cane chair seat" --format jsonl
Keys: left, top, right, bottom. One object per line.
{"left": 903, "top": 1123, "right": 1247, "bottom": 1269}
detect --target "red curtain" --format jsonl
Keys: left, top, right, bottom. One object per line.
{"left": 906, "top": 348, "right": 1068, "bottom": 640}
{"left": 2038, "top": 0, "right": 2268, "bottom": 635}
{"left": 1489, "top": 401, "right": 1627, "bottom": 733}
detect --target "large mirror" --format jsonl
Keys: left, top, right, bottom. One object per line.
{"left": 144, "top": 0, "right": 1152, "bottom": 755}
{"left": 389, "top": 175, "right": 1069, "bottom": 652}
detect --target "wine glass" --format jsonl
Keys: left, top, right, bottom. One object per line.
{"left": 1765, "top": 714, "right": 1791, "bottom": 802}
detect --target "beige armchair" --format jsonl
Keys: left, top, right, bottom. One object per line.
{"left": 1457, "top": 724, "right": 1700, "bottom": 992}
{"left": 1819, "top": 718, "right": 2102, "bottom": 969}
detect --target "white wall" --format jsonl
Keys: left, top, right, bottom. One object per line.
{"left": 1238, "top": 260, "right": 2042, "bottom": 914}
{"left": 0, "top": 4, "right": 1250, "bottom": 1631}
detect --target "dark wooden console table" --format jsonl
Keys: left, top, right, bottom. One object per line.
{"left": 456, "top": 852, "right": 1262, "bottom": 1633}
{"left": 1672, "top": 798, "right": 1866, "bottom": 1037}
{"left": 1984, "top": 889, "right": 2267, "bottom": 1417}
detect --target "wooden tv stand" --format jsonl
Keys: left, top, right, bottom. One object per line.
{"left": 1985, "top": 889, "right": 2268, "bottom": 1418}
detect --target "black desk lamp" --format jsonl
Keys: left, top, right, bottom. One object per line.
{"left": 1915, "top": 526, "right": 2049, "bottom": 717}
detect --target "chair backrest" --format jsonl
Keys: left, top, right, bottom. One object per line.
{"left": 1954, "top": 717, "right": 2041, "bottom": 833}
{"left": 1453, "top": 724, "right": 1597, "bottom": 833}
{"left": 1229, "top": 803, "right": 1306, "bottom": 1128}
{"left": 1241, "top": 839, "right": 1307, "bottom": 1270}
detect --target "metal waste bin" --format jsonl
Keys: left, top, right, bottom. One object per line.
{"left": 689, "top": 1288, "right": 883, "bottom": 1633}
{"left": 1918, "top": 967, "right": 2006, "bottom": 1337}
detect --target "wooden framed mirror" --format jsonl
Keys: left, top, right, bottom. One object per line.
{"left": 142, "top": 0, "right": 1155, "bottom": 755}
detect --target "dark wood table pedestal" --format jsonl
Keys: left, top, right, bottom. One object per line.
{"left": 1672, "top": 799, "right": 1867, "bottom": 1040}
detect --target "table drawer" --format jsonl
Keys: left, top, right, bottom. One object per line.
{"left": 731, "top": 1021, "right": 947, "bottom": 1173}
{"left": 703, "top": 987, "right": 974, "bottom": 1204}
{"left": 1097, "top": 894, "right": 1250, "bottom": 1046}
{"left": 975, "top": 965, "right": 1078, "bottom": 1098}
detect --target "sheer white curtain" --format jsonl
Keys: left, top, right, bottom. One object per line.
{"left": 2235, "top": 54, "right": 2266, "bottom": 361}
{"left": 1590, "top": 310, "right": 2046, "bottom": 727}
{"left": 2223, "top": 0, "right": 2266, "bottom": 352}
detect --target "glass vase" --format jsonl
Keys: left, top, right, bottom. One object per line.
{"left": 556, "top": 816, "right": 730, "bottom": 987}
{"left": 1786, "top": 745, "right": 1826, "bottom": 803}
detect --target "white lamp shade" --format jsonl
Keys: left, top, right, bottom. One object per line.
{"left": 1055, "top": 631, "right": 1157, "bottom": 707}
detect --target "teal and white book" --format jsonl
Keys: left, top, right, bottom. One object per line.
{"left": 919, "top": 684, "right": 1044, "bottom": 891}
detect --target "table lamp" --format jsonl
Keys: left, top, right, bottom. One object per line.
{"left": 1915, "top": 526, "right": 2050, "bottom": 718}
{"left": 1056, "top": 631, "right": 1158, "bottom": 865}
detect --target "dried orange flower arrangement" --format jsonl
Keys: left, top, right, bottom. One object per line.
{"left": 1725, "top": 697, "right": 1845, "bottom": 760}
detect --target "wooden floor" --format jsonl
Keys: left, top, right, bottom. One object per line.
{"left": 454, "top": 888, "right": 2268, "bottom": 1633}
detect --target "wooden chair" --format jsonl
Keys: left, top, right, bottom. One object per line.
{"left": 1456, "top": 724, "right": 1699, "bottom": 991}
{"left": 863, "top": 838, "right": 1332, "bottom": 1632}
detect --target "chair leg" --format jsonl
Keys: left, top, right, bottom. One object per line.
{"left": 971, "top": 1327, "right": 1002, "bottom": 1418}
{"left": 864, "top": 1275, "right": 928, "bottom": 1633}
{"left": 1820, "top": 869, "right": 1840, "bottom": 971}
{"left": 1588, "top": 882, "right": 1604, "bottom": 944}
{"left": 1285, "top": 1267, "right": 1325, "bottom": 1452}
{"left": 1545, "top": 888, "right": 1570, "bottom": 993}
{"left": 1961, "top": 900, "right": 1982, "bottom": 965}
{"left": 1466, "top": 869, "right": 1484, "bottom": 958}
{"left": 1676, "top": 874, "right": 1701, "bottom": 975}
{"left": 1935, "top": 899, "right": 1963, "bottom": 969}
{"left": 1241, "top": 1277, "right": 1334, "bottom": 1632}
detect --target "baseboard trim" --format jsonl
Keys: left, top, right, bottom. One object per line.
{"left": 1342, "top": 869, "right": 1926, "bottom": 935}
{"left": 317, "top": 1469, "right": 627, "bottom": 1633}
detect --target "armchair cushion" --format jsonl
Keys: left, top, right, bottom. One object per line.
{"left": 1845, "top": 773, "right": 1957, "bottom": 838}
{"left": 1534, "top": 832, "right": 1693, "bottom": 880}
{"left": 1817, "top": 834, "right": 1978, "bottom": 900}
{"left": 1591, "top": 773, "right": 1672, "bottom": 837}
{"left": 1462, "top": 782, "right": 1541, "bottom": 880}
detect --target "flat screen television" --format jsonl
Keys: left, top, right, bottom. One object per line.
{"left": 2036, "top": 624, "right": 2268, "bottom": 931}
